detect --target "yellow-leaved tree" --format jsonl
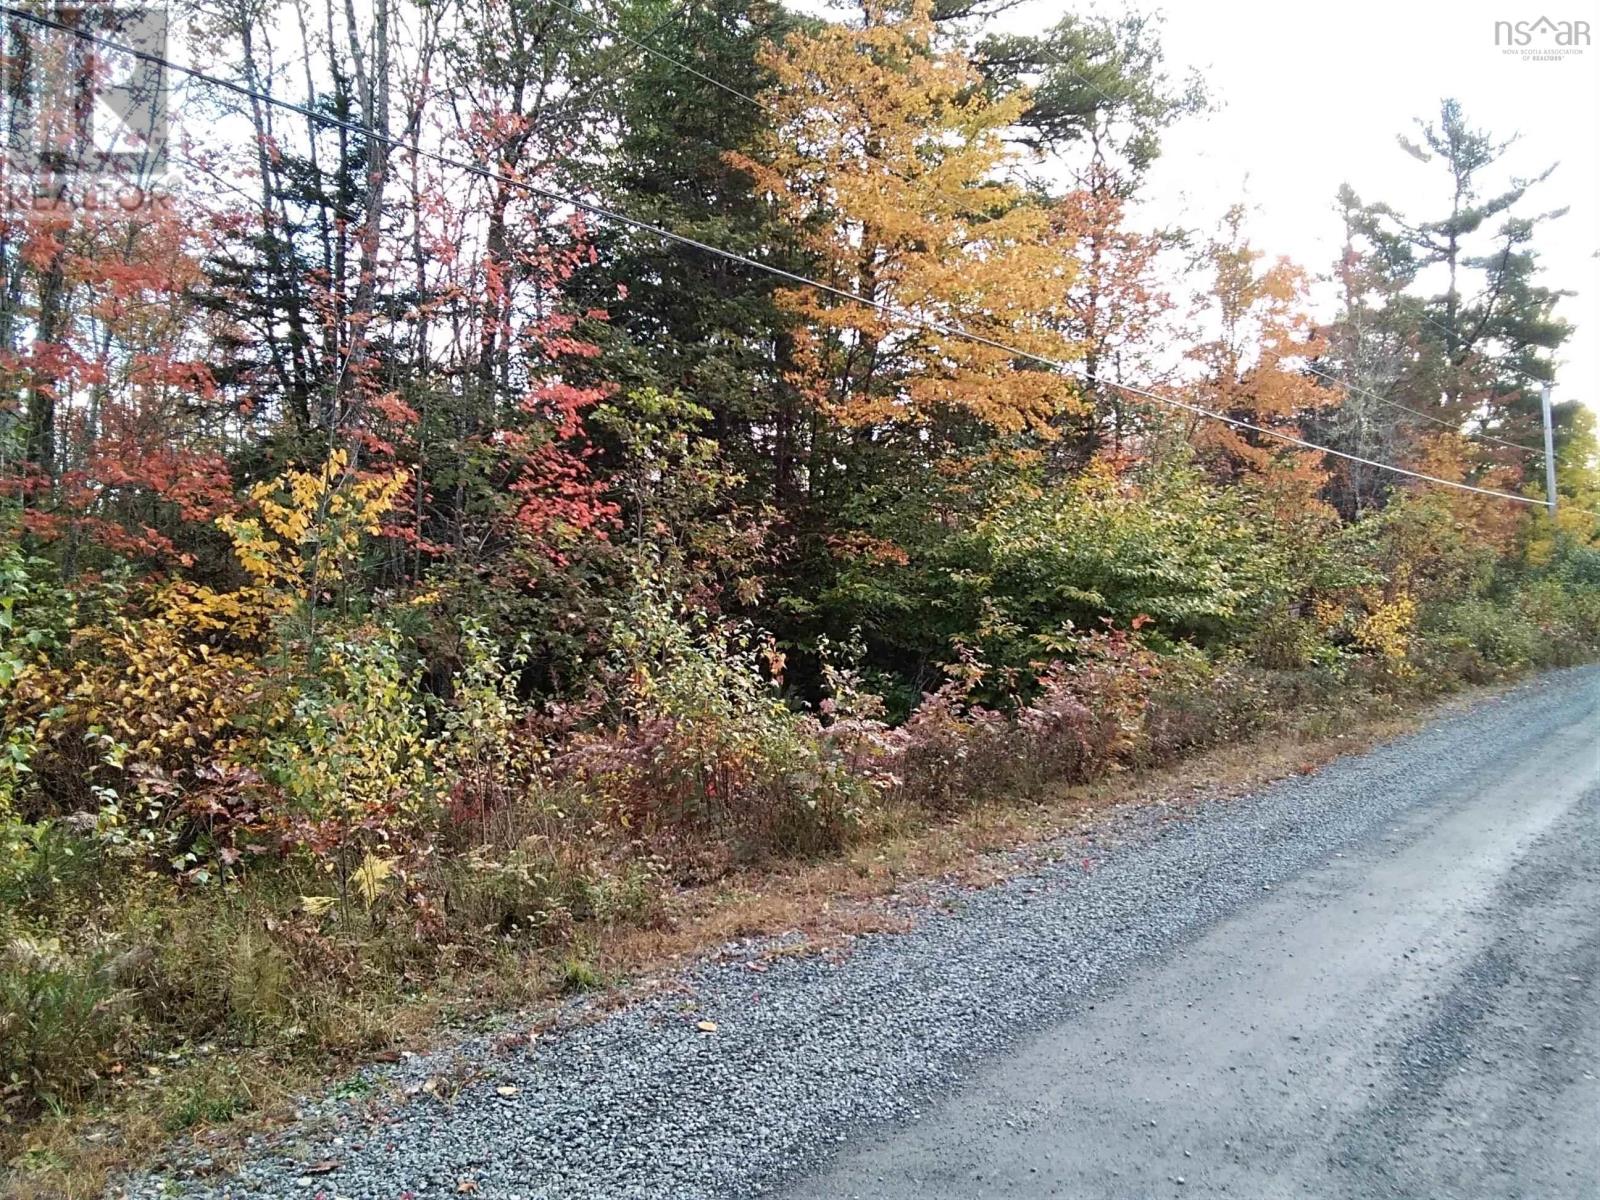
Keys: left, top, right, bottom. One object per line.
{"left": 217, "top": 450, "right": 407, "bottom": 643}
{"left": 733, "top": 0, "right": 1084, "bottom": 440}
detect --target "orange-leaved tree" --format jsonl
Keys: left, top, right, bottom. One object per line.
{"left": 1186, "top": 206, "right": 1334, "bottom": 511}
{"left": 733, "top": 0, "right": 1084, "bottom": 443}
{"left": 1049, "top": 165, "right": 1177, "bottom": 461}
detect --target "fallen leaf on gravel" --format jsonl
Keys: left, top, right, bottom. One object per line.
{"left": 457, "top": 1180, "right": 478, "bottom": 1194}
{"left": 305, "top": 1159, "right": 339, "bottom": 1174}
{"left": 696, "top": 1020, "right": 718, "bottom": 1032}
{"left": 496, "top": 1085, "right": 518, "bottom": 1096}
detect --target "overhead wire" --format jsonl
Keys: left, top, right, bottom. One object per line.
{"left": 549, "top": 3, "right": 1557, "bottom": 462}
{"left": 1297, "top": 359, "right": 1545, "bottom": 457}
{"left": 1, "top": 3, "right": 1585, "bottom": 514}
{"left": 544, "top": 0, "right": 776, "bottom": 113}
{"left": 529, "top": 3, "right": 1587, "bottom": 485}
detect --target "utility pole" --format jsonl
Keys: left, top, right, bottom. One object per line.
{"left": 1540, "top": 382, "right": 1558, "bottom": 517}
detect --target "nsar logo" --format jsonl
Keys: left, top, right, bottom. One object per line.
{"left": 1494, "top": 16, "right": 1591, "bottom": 61}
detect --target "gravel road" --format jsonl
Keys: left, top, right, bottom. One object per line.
{"left": 123, "top": 666, "right": 1600, "bottom": 1200}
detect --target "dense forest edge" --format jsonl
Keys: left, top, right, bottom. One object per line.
{"left": 3, "top": 0, "right": 1600, "bottom": 1188}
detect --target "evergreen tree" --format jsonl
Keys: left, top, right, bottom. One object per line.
{"left": 1320, "top": 99, "right": 1576, "bottom": 510}
{"left": 977, "top": 10, "right": 1203, "bottom": 458}
{"left": 977, "top": 9, "right": 1207, "bottom": 189}
{"left": 1355, "top": 102, "right": 1570, "bottom": 446}
{"left": 576, "top": 0, "right": 809, "bottom": 508}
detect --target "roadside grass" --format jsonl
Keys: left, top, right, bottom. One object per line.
{"left": 0, "top": 674, "right": 1495, "bottom": 1200}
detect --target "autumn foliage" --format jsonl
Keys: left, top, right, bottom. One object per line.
{"left": 1, "top": 0, "right": 1597, "bottom": 1157}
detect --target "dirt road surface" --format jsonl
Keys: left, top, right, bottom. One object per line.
{"left": 785, "top": 674, "right": 1600, "bottom": 1200}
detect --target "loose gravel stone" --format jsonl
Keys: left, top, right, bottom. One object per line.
{"left": 115, "top": 666, "right": 1599, "bottom": 1200}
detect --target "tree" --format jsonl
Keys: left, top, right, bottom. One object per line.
{"left": 1186, "top": 207, "right": 1333, "bottom": 509}
{"left": 575, "top": 0, "right": 806, "bottom": 509}
{"left": 977, "top": 8, "right": 1207, "bottom": 189}
{"left": 1, "top": 183, "right": 235, "bottom": 573}
{"left": 974, "top": 11, "right": 1201, "bottom": 462}
{"left": 1340, "top": 100, "right": 1574, "bottom": 462}
{"left": 738, "top": 0, "right": 1082, "bottom": 443}
{"left": 719, "top": 0, "right": 1092, "bottom": 683}
{"left": 1314, "top": 183, "right": 1433, "bottom": 516}
{"left": 1045, "top": 171, "right": 1176, "bottom": 465}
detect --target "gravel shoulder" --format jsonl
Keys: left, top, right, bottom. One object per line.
{"left": 121, "top": 666, "right": 1600, "bottom": 1200}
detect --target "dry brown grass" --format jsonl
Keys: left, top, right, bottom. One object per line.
{"left": 1, "top": 685, "right": 1487, "bottom": 1200}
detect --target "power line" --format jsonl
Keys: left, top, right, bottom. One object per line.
{"left": 1408, "top": 292, "right": 1561, "bottom": 394}
{"left": 537, "top": 8, "right": 1556, "bottom": 463}
{"left": 1367, "top": 302, "right": 1577, "bottom": 467}
{"left": 1298, "top": 359, "right": 1545, "bottom": 457}
{"left": 970, "top": 26, "right": 1565, "bottom": 455}
{"left": 1339, "top": 223, "right": 1566, "bottom": 397}
{"left": 566, "top": 2, "right": 1568, "bottom": 461}
{"left": 564, "top": 6, "right": 696, "bottom": 110}
{"left": 553, "top": 0, "right": 1152, "bottom": 163}
{"left": 546, "top": 0, "right": 775, "bottom": 113}
{"left": 534, "top": 7, "right": 1572, "bottom": 481}
{"left": 563, "top": 0, "right": 1128, "bottom": 134}
{"left": 0, "top": 4, "right": 1576, "bottom": 514}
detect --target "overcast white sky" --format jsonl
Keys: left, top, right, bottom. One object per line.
{"left": 1098, "top": 0, "right": 1600, "bottom": 413}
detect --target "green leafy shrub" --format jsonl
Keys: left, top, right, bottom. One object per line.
{"left": 0, "top": 819, "right": 109, "bottom": 921}
{"left": 956, "top": 463, "right": 1270, "bottom": 662}
{"left": 1423, "top": 596, "right": 1539, "bottom": 677}
{"left": 557, "top": 586, "right": 869, "bottom": 863}
{"left": 1245, "top": 603, "right": 1341, "bottom": 671}
{"left": 0, "top": 547, "right": 75, "bottom": 816}
{"left": 240, "top": 624, "right": 441, "bottom": 897}
{"left": 433, "top": 620, "right": 550, "bottom": 844}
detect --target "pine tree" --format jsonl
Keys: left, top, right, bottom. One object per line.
{"left": 577, "top": 0, "right": 808, "bottom": 507}
{"left": 977, "top": 9, "right": 1206, "bottom": 189}
{"left": 976, "top": 12, "right": 1201, "bottom": 459}
{"left": 1342, "top": 100, "right": 1573, "bottom": 461}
